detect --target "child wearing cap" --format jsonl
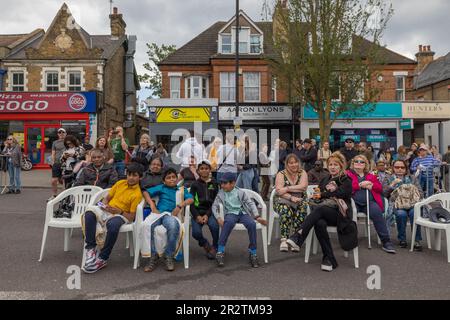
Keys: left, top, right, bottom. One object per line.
{"left": 211, "top": 172, "right": 267, "bottom": 268}
{"left": 189, "top": 160, "right": 220, "bottom": 259}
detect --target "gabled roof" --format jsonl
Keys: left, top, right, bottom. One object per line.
{"left": 218, "top": 10, "right": 264, "bottom": 35}
{"left": 415, "top": 52, "right": 450, "bottom": 89}
{"left": 0, "top": 29, "right": 44, "bottom": 49}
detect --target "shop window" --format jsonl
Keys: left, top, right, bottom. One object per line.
{"left": 170, "top": 76, "right": 181, "bottom": 99}
{"left": 46, "top": 72, "right": 59, "bottom": 92}
{"left": 244, "top": 72, "right": 260, "bottom": 102}
{"left": 220, "top": 72, "right": 235, "bottom": 102}
{"left": 0, "top": 121, "right": 24, "bottom": 147}
{"left": 61, "top": 120, "right": 88, "bottom": 141}
{"left": 12, "top": 72, "right": 25, "bottom": 92}
{"left": 68, "top": 72, "right": 82, "bottom": 91}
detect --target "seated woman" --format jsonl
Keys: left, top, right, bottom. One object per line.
{"left": 141, "top": 157, "right": 164, "bottom": 190}
{"left": 274, "top": 154, "right": 308, "bottom": 252}
{"left": 347, "top": 154, "right": 396, "bottom": 254}
{"left": 286, "top": 152, "right": 357, "bottom": 271}
{"left": 383, "top": 160, "right": 423, "bottom": 251}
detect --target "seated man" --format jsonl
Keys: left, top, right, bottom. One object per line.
{"left": 141, "top": 168, "right": 194, "bottom": 272}
{"left": 82, "top": 162, "right": 144, "bottom": 273}
{"left": 74, "top": 148, "right": 118, "bottom": 189}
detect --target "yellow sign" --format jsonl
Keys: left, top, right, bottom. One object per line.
{"left": 156, "top": 107, "right": 210, "bottom": 123}
{"left": 12, "top": 133, "right": 24, "bottom": 147}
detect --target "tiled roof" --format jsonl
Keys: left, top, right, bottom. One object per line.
{"left": 415, "top": 52, "right": 450, "bottom": 89}
{"left": 0, "top": 34, "right": 28, "bottom": 47}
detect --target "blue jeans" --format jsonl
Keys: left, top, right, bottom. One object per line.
{"left": 355, "top": 201, "right": 391, "bottom": 244}
{"left": 218, "top": 213, "right": 257, "bottom": 251}
{"left": 114, "top": 160, "right": 126, "bottom": 177}
{"left": 7, "top": 163, "right": 21, "bottom": 191}
{"left": 151, "top": 215, "right": 180, "bottom": 257}
{"left": 419, "top": 172, "right": 434, "bottom": 198}
{"left": 395, "top": 208, "right": 422, "bottom": 242}
{"left": 191, "top": 215, "right": 219, "bottom": 249}
{"left": 84, "top": 212, "right": 125, "bottom": 261}
{"left": 236, "top": 169, "right": 254, "bottom": 190}
{"left": 251, "top": 168, "right": 259, "bottom": 193}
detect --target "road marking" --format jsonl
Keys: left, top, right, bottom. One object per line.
{"left": 0, "top": 291, "right": 52, "bottom": 300}
{"left": 196, "top": 295, "right": 271, "bottom": 300}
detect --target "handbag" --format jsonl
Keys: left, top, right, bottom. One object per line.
{"left": 277, "top": 192, "right": 305, "bottom": 208}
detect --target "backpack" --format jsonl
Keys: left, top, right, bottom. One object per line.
{"left": 53, "top": 196, "right": 75, "bottom": 219}
{"left": 391, "top": 184, "right": 421, "bottom": 210}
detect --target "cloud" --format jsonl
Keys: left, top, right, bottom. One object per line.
{"left": 1, "top": 0, "right": 449, "bottom": 77}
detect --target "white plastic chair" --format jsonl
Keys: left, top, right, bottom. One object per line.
{"left": 39, "top": 186, "right": 103, "bottom": 262}
{"left": 218, "top": 189, "right": 268, "bottom": 263}
{"left": 355, "top": 190, "right": 384, "bottom": 248}
{"left": 80, "top": 188, "right": 145, "bottom": 269}
{"left": 411, "top": 193, "right": 450, "bottom": 263}
{"left": 268, "top": 185, "right": 318, "bottom": 245}
{"left": 305, "top": 198, "right": 359, "bottom": 268}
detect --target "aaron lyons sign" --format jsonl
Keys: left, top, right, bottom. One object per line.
{"left": 219, "top": 105, "right": 292, "bottom": 121}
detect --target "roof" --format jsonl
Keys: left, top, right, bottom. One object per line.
{"left": 0, "top": 29, "right": 44, "bottom": 49}
{"left": 415, "top": 52, "right": 450, "bottom": 89}
{"left": 160, "top": 20, "right": 416, "bottom": 66}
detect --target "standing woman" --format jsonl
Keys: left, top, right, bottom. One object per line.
{"left": 2, "top": 135, "right": 22, "bottom": 194}
{"left": 95, "top": 136, "right": 114, "bottom": 165}
{"left": 236, "top": 136, "right": 257, "bottom": 190}
{"left": 318, "top": 141, "right": 332, "bottom": 169}
{"left": 274, "top": 154, "right": 308, "bottom": 252}
{"left": 286, "top": 152, "right": 357, "bottom": 271}
{"left": 207, "top": 137, "right": 222, "bottom": 181}
{"left": 131, "top": 134, "right": 155, "bottom": 167}
{"left": 259, "top": 144, "right": 271, "bottom": 201}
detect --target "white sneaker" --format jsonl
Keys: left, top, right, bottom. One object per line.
{"left": 280, "top": 239, "right": 289, "bottom": 252}
{"left": 290, "top": 246, "right": 300, "bottom": 252}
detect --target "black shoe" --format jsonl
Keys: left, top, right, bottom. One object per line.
{"left": 321, "top": 256, "right": 334, "bottom": 272}
{"left": 15, "top": 189, "right": 21, "bottom": 194}
{"left": 143, "top": 255, "right": 159, "bottom": 272}
{"left": 164, "top": 255, "right": 175, "bottom": 271}
{"left": 413, "top": 241, "right": 423, "bottom": 252}
{"left": 216, "top": 252, "right": 225, "bottom": 267}
{"left": 6, "top": 189, "right": 14, "bottom": 194}
{"left": 249, "top": 253, "right": 260, "bottom": 268}
{"left": 382, "top": 242, "right": 396, "bottom": 254}
{"left": 286, "top": 231, "right": 304, "bottom": 251}
{"left": 399, "top": 241, "right": 407, "bottom": 248}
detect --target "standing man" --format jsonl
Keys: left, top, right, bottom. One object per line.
{"left": 176, "top": 130, "right": 206, "bottom": 169}
{"left": 340, "top": 138, "right": 359, "bottom": 168}
{"left": 443, "top": 146, "right": 450, "bottom": 191}
{"left": 109, "top": 126, "right": 129, "bottom": 178}
{"left": 49, "top": 128, "right": 67, "bottom": 200}
{"left": 298, "top": 138, "right": 317, "bottom": 172}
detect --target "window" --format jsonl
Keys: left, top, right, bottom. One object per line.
{"left": 395, "top": 76, "right": 405, "bottom": 101}
{"left": 220, "top": 72, "right": 235, "bottom": 102}
{"left": 11, "top": 72, "right": 24, "bottom": 92}
{"left": 170, "top": 77, "right": 181, "bottom": 99}
{"left": 46, "top": 72, "right": 59, "bottom": 91}
{"left": 271, "top": 76, "right": 277, "bottom": 102}
{"left": 68, "top": 72, "right": 81, "bottom": 91}
{"left": 238, "top": 28, "right": 249, "bottom": 54}
{"left": 244, "top": 72, "right": 260, "bottom": 102}
{"left": 250, "top": 35, "right": 261, "bottom": 54}
{"left": 221, "top": 35, "right": 232, "bottom": 54}
{"left": 186, "top": 76, "right": 208, "bottom": 99}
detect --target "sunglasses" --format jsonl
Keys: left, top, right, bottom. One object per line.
{"left": 58, "top": 131, "right": 65, "bottom": 134}
{"left": 353, "top": 160, "right": 366, "bottom": 164}
{"left": 394, "top": 166, "right": 406, "bottom": 169}
{"left": 6, "top": 138, "right": 13, "bottom": 141}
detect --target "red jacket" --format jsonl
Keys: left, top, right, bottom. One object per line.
{"left": 346, "top": 170, "right": 384, "bottom": 211}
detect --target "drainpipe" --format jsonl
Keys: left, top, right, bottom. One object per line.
{"left": 0, "top": 69, "right": 6, "bottom": 91}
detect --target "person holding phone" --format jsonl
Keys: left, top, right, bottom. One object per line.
{"left": 110, "top": 126, "right": 129, "bottom": 178}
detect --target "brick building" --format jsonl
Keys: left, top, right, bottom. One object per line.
{"left": 0, "top": 3, "right": 143, "bottom": 168}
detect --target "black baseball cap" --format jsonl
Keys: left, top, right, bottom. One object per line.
{"left": 345, "top": 138, "right": 355, "bottom": 143}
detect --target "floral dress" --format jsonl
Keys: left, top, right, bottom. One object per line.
{"left": 274, "top": 170, "right": 309, "bottom": 239}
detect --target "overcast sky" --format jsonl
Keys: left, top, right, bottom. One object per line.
{"left": 1, "top": 0, "right": 449, "bottom": 100}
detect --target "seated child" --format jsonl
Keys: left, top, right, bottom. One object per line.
{"left": 211, "top": 172, "right": 267, "bottom": 268}
{"left": 189, "top": 160, "right": 219, "bottom": 259}
{"left": 141, "top": 168, "right": 194, "bottom": 272}
{"left": 82, "top": 162, "right": 144, "bottom": 273}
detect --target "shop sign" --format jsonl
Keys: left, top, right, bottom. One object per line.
{"left": 315, "top": 135, "right": 335, "bottom": 143}
{"left": 156, "top": 107, "right": 210, "bottom": 123}
{"left": 303, "top": 102, "right": 402, "bottom": 120}
{"left": 340, "top": 135, "right": 360, "bottom": 142}
{"left": 219, "top": 105, "right": 292, "bottom": 120}
{"left": 402, "top": 103, "right": 450, "bottom": 119}
{"left": 0, "top": 92, "right": 96, "bottom": 113}
{"left": 367, "top": 134, "right": 387, "bottom": 142}
{"left": 400, "top": 119, "right": 414, "bottom": 130}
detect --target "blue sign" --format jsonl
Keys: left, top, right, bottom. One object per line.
{"left": 340, "top": 135, "right": 361, "bottom": 142}
{"left": 400, "top": 119, "right": 414, "bottom": 130}
{"left": 367, "top": 134, "right": 387, "bottom": 142}
{"left": 315, "top": 135, "right": 335, "bottom": 143}
{"left": 303, "top": 102, "right": 403, "bottom": 120}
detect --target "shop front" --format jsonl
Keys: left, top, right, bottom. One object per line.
{"left": 0, "top": 92, "right": 97, "bottom": 168}
{"left": 301, "top": 102, "right": 403, "bottom": 154}
{"left": 218, "top": 103, "right": 294, "bottom": 146}
{"left": 146, "top": 99, "right": 219, "bottom": 153}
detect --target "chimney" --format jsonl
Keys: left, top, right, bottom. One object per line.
{"left": 110, "top": 7, "right": 126, "bottom": 39}
{"left": 416, "top": 44, "right": 435, "bottom": 73}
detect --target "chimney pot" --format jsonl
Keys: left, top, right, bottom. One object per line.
{"left": 113, "top": 7, "right": 118, "bottom": 14}
{"left": 427, "top": 45, "right": 431, "bottom": 52}
{"left": 419, "top": 45, "right": 423, "bottom": 52}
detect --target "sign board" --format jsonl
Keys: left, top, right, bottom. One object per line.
{"left": 0, "top": 92, "right": 96, "bottom": 113}
{"left": 219, "top": 105, "right": 292, "bottom": 120}
{"left": 400, "top": 119, "right": 414, "bottom": 130}
{"left": 340, "top": 135, "right": 360, "bottom": 143}
{"left": 315, "top": 135, "right": 335, "bottom": 143}
{"left": 367, "top": 134, "right": 387, "bottom": 142}
{"left": 156, "top": 107, "right": 210, "bottom": 123}
{"left": 402, "top": 103, "right": 450, "bottom": 119}
{"left": 303, "top": 102, "right": 403, "bottom": 120}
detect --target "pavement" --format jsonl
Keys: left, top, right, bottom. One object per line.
{"left": 0, "top": 169, "right": 53, "bottom": 190}
{"left": 0, "top": 188, "right": 449, "bottom": 300}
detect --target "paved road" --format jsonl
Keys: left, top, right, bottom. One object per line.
{"left": 1, "top": 189, "right": 449, "bottom": 300}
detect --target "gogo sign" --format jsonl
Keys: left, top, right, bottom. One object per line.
{"left": 0, "top": 92, "right": 96, "bottom": 113}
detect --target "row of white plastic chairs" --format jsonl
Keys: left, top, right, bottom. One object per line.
{"left": 38, "top": 185, "right": 268, "bottom": 269}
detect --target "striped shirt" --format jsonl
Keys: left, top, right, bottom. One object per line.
{"left": 410, "top": 155, "right": 441, "bottom": 173}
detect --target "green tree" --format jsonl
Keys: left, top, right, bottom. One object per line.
{"left": 139, "top": 43, "right": 177, "bottom": 98}
{"left": 266, "top": 0, "right": 393, "bottom": 143}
